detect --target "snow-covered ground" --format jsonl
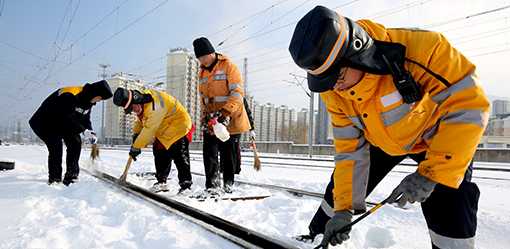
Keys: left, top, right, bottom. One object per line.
{"left": 1, "top": 145, "right": 510, "bottom": 249}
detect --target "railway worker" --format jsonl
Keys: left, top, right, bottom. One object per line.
{"left": 113, "top": 87, "right": 193, "bottom": 193}
{"left": 288, "top": 5, "right": 489, "bottom": 249}
{"left": 193, "top": 37, "right": 251, "bottom": 193}
{"left": 29, "top": 80, "right": 113, "bottom": 185}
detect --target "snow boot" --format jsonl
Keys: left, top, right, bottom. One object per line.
{"left": 63, "top": 176, "right": 78, "bottom": 186}
{"left": 178, "top": 180, "right": 192, "bottom": 194}
{"left": 149, "top": 182, "right": 169, "bottom": 193}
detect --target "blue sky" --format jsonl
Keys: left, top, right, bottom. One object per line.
{"left": 1, "top": 0, "right": 510, "bottom": 130}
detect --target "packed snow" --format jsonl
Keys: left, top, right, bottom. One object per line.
{"left": 1, "top": 144, "right": 510, "bottom": 249}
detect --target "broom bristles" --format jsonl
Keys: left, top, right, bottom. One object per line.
{"left": 90, "top": 144, "right": 99, "bottom": 160}
{"left": 252, "top": 141, "right": 261, "bottom": 171}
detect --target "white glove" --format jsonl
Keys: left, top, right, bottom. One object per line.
{"left": 83, "top": 129, "right": 97, "bottom": 144}
{"left": 249, "top": 130, "right": 256, "bottom": 141}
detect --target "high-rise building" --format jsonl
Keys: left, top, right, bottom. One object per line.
{"left": 104, "top": 73, "right": 145, "bottom": 144}
{"left": 166, "top": 48, "right": 201, "bottom": 140}
{"left": 316, "top": 97, "right": 330, "bottom": 144}
{"left": 492, "top": 100, "right": 510, "bottom": 118}
{"left": 278, "top": 105, "right": 291, "bottom": 141}
{"left": 295, "top": 108, "right": 309, "bottom": 144}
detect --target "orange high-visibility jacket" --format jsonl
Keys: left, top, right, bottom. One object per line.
{"left": 198, "top": 54, "right": 251, "bottom": 134}
{"left": 132, "top": 89, "right": 191, "bottom": 150}
{"left": 320, "top": 19, "right": 490, "bottom": 212}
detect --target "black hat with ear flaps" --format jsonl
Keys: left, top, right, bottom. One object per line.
{"left": 288, "top": 6, "right": 390, "bottom": 92}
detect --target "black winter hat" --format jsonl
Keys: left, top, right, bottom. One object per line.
{"left": 289, "top": 6, "right": 388, "bottom": 92}
{"left": 193, "top": 37, "right": 215, "bottom": 58}
{"left": 80, "top": 80, "right": 113, "bottom": 101}
{"left": 113, "top": 88, "right": 151, "bottom": 113}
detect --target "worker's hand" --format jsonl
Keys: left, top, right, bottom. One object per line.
{"left": 129, "top": 146, "right": 141, "bottom": 161}
{"left": 388, "top": 171, "right": 437, "bottom": 208}
{"left": 132, "top": 133, "right": 139, "bottom": 143}
{"left": 83, "top": 129, "right": 97, "bottom": 144}
{"left": 215, "top": 110, "right": 230, "bottom": 126}
{"left": 318, "top": 211, "right": 352, "bottom": 248}
{"left": 217, "top": 115, "right": 230, "bottom": 126}
{"left": 249, "top": 130, "right": 256, "bottom": 141}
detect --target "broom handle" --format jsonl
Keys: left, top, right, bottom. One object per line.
{"left": 119, "top": 157, "right": 133, "bottom": 181}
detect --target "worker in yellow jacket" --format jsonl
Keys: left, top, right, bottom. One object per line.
{"left": 193, "top": 37, "right": 251, "bottom": 193}
{"left": 289, "top": 6, "right": 489, "bottom": 249}
{"left": 113, "top": 88, "right": 193, "bottom": 193}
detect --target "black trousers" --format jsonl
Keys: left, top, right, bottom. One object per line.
{"left": 203, "top": 131, "right": 240, "bottom": 189}
{"left": 152, "top": 136, "right": 192, "bottom": 187}
{"left": 32, "top": 129, "right": 82, "bottom": 181}
{"left": 309, "top": 146, "right": 479, "bottom": 249}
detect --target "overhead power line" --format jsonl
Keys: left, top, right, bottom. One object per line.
{"left": 424, "top": 4, "right": 510, "bottom": 29}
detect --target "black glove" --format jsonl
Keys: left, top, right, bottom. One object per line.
{"left": 217, "top": 113, "right": 230, "bottom": 126}
{"left": 318, "top": 211, "right": 353, "bottom": 248}
{"left": 129, "top": 146, "right": 141, "bottom": 161}
{"left": 132, "top": 133, "right": 139, "bottom": 143}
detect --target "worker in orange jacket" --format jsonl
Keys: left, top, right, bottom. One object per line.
{"left": 289, "top": 6, "right": 489, "bottom": 249}
{"left": 193, "top": 37, "right": 251, "bottom": 193}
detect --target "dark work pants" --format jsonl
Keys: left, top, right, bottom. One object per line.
{"left": 203, "top": 131, "right": 240, "bottom": 189}
{"left": 35, "top": 132, "right": 82, "bottom": 181}
{"left": 309, "top": 146, "right": 478, "bottom": 249}
{"left": 152, "top": 136, "right": 192, "bottom": 187}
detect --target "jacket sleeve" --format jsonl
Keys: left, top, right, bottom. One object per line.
{"left": 83, "top": 111, "right": 92, "bottom": 131}
{"left": 418, "top": 73, "right": 489, "bottom": 188}
{"left": 132, "top": 118, "right": 142, "bottom": 135}
{"left": 403, "top": 31, "right": 491, "bottom": 188}
{"left": 132, "top": 107, "right": 166, "bottom": 149}
{"left": 321, "top": 93, "right": 370, "bottom": 213}
{"left": 243, "top": 97, "right": 254, "bottom": 130}
{"left": 221, "top": 61, "right": 244, "bottom": 115}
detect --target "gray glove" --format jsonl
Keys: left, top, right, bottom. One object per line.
{"left": 388, "top": 171, "right": 436, "bottom": 208}
{"left": 129, "top": 146, "right": 141, "bottom": 161}
{"left": 318, "top": 211, "right": 353, "bottom": 248}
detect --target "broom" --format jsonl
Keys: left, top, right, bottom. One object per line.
{"left": 90, "top": 143, "right": 100, "bottom": 160}
{"left": 251, "top": 141, "right": 261, "bottom": 171}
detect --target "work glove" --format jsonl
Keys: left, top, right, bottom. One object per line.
{"left": 83, "top": 129, "right": 97, "bottom": 144}
{"left": 216, "top": 110, "right": 230, "bottom": 126}
{"left": 129, "top": 146, "right": 141, "bottom": 161}
{"left": 249, "top": 130, "right": 256, "bottom": 141}
{"left": 388, "top": 171, "right": 437, "bottom": 208}
{"left": 318, "top": 211, "right": 353, "bottom": 248}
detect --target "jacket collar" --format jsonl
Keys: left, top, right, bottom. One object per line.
{"left": 336, "top": 73, "right": 380, "bottom": 103}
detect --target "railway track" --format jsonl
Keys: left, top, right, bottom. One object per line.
{"left": 83, "top": 168, "right": 299, "bottom": 249}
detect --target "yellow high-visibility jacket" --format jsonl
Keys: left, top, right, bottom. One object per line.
{"left": 198, "top": 54, "right": 251, "bottom": 134}
{"left": 320, "top": 19, "right": 490, "bottom": 212}
{"left": 132, "top": 89, "right": 191, "bottom": 150}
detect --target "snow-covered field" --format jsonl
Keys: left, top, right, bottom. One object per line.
{"left": 1, "top": 145, "right": 509, "bottom": 249}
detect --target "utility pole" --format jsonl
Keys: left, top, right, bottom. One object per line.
{"left": 16, "top": 120, "right": 21, "bottom": 144}
{"left": 99, "top": 64, "right": 110, "bottom": 144}
{"left": 243, "top": 58, "right": 249, "bottom": 142}
{"left": 288, "top": 73, "right": 314, "bottom": 158}
{"left": 243, "top": 58, "right": 248, "bottom": 95}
